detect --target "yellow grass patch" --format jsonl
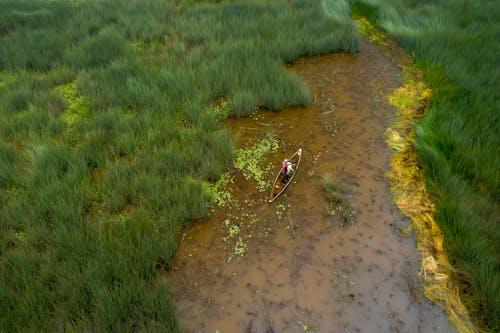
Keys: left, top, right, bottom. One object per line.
{"left": 386, "top": 66, "right": 476, "bottom": 333}
{"left": 354, "top": 17, "right": 389, "bottom": 47}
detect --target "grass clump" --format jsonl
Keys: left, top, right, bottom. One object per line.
{"left": 63, "top": 27, "right": 127, "bottom": 69}
{"left": 230, "top": 91, "right": 256, "bottom": 118}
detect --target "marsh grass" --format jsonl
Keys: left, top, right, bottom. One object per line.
{"left": 63, "top": 27, "right": 128, "bottom": 70}
{"left": 0, "top": 0, "right": 358, "bottom": 330}
{"left": 0, "top": 142, "right": 18, "bottom": 189}
{"left": 354, "top": 1, "right": 499, "bottom": 330}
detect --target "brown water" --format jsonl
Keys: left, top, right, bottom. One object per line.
{"left": 167, "top": 39, "right": 455, "bottom": 333}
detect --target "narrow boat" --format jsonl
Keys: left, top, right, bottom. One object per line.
{"left": 268, "top": 148, "right": 302, "bottom": 203}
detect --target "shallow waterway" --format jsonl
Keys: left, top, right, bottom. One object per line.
{"left": 167, "top": 39, "right": 455, "bottom": 333}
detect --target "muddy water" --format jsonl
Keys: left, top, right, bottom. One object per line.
{"left": 167, "top": 39, "right": 455, "bottom": 333}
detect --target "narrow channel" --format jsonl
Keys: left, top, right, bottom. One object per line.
{"left": 167, "top": 39, "right": 455, "bottom": 333}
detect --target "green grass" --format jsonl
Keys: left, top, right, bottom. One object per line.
{"left": 0, "top": 0, "right": 358, "bottom": 331}
{"left": 354, "top": 1, "right": 499, "bottom": 331}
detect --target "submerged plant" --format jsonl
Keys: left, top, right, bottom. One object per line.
{"left": 322, "top": 177, "right": 354, "bottom": 226}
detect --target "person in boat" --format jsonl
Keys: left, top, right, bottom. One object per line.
{"left": 281, "top": 158, "right": 294, "bottom": 183}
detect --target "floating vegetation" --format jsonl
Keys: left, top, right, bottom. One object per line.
{"left": 203, "top": 172, "right": 234, "bottom": 208}
{"left": 275, "top": 203, "right": 287, "bottom": 220}
{"left": 234, "top": 133, "right": 279, "bottom": 192}
{"left": 233, "top": 237, "right": 247, "bottom": 258}
{"left": 222, "top": 219, "right": 248, "bottom": 263}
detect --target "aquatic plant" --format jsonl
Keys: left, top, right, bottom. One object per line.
{"left": 222, "top": 219, "right": 248, "bottom": 262}
{"left": 234, "top": 133, "right": 279, "bottom": 192}
{"left": 203, "top": 172, "right": 234, "bottom": 208}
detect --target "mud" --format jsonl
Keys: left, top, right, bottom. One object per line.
{"left": 167, "top": 39, "right": 455, "bottom": 333}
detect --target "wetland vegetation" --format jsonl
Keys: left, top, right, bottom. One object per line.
{"left": 0, "top": 0, "right": 358, "bottom": 331}
{"left": 0, "top": 0, "right": 498, "bottom": 331}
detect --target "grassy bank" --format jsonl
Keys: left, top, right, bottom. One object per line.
{"left": 0, "top": 0, "right": 358, "bottom": 330}
{"left": 353, "top": 1, "right": 499, "bottom": 331}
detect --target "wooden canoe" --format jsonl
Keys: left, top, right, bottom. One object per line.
{"left": 268, "top": 148, "right": 302, "bottom": 203}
